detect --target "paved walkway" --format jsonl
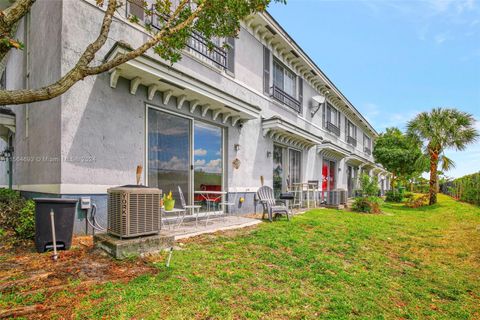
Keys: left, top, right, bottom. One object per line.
{"left": 161, "top": 216, "right": 262, "bottom": 240}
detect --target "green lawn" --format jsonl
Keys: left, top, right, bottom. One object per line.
{"left": 76, "top": 194, "right": 480, "bottom": 319}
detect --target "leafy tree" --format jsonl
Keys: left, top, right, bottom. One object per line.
{"left": 407, "top": 108, "right": 479, "bottom": 205}
{"left": 0, "top": 0, "right": 284, "bottom": 105}
{"left": 373, "top": 127, "right": 423, "bottom": 189}
{"left": 358, "top": 174, "right": 379, "bottom": 197}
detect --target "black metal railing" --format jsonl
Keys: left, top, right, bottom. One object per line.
{"left": 143, "top": 5, "right": 228, "bottom": 69}
{"left": 347, "top": 136, "right": 357, "bottom": 146}
{"left": 326, "top": 121, "right": 340, "bottom": 136}
{"left": 186, "top": 31, "right": 227, "bottom": 69}
{"left": 271, "top": 85, "right": 302, "bottom": 113}
{"left": 364, "top": 147, "right": 371, "bottom": 155}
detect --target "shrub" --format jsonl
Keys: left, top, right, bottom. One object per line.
{"left": 442, "top": 172, "right": 480, "bottom": 206}
{"left": 14, "top": 200, "right": 35, "bottom": 239}
{"left": 0, "top": 188, "right": 35, "bottom": 239}
{"left": 385, "top": 190, "right": 403, "bottom": 202}
{"left": 352, "top": 196, "right": 382, "bottom": 214}
{"left": 358, "top": 174, "right": 380, "bottom": 197}
{"left": 405, "top": 194, "right": 429, "bottom": 208}
{"left": 403, "top": 192, "right": 414, "bottom": 200}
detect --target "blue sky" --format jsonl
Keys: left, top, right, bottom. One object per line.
{"left": 268, "top": 0, "right": 480, "bottom": 178}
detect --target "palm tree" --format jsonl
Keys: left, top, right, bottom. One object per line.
{"left": 407, "top": 108, "right": 478, "bottom": 205}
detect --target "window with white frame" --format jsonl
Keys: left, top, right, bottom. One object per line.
{"left": 346, "top": 120, "right": 357, "bottom": 145}
{"left": 273, "top": 59, "right": 297, "bottom": 98}
{"left": 364, "top": 134, "right": 372, "bottom": 154}
{"left": 325, "top": 103, "right": 341, "bottom": 136}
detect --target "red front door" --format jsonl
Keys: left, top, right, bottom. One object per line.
{"left": 322, "top": 163, "right": 328, "bottom": 190}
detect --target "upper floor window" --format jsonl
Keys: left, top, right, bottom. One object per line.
{"left": 270, "top": 58, "right": 301, "bottom": 113}
{"left": 364, "top": 134, "right": 372, "bottom": 154}
{"left": 273, "top": 60, "right": 296, "bottom": 97}
{"left": 325, "top": 103, "right": 341, "bottom": 136}
{"left": 346, "top": 120, "right": 357, "bottom": 146}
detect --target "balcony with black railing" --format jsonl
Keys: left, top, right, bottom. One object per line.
{"left": 347, "top": 136, "right": 357, "bottom": 147}
{"left": 271, "top": 85, "right": 302, "bottom": 113}
{"left": 126, "top": 2, "right": 228, "bottom": 69}
{"left": 326, "top": 121, "right": 340, "bottom": 136}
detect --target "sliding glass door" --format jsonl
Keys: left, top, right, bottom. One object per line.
{"left": 193, "top": 122, "right": 223, "bottom": 209}
{"left": 272, "top": 144, "right": 301, "bottom": 198}
{"left": 147, "top": 106, "right": 223, "bottom": 210}
{"left": 148, "top": 108, "right": 191, "bottom": 207}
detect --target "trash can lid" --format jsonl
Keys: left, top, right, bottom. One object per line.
{"left": 33, "top": 198, "right": 79, "bottom": 204}
{"left": 117, "top": 184, "right": 151, "bottom": 188}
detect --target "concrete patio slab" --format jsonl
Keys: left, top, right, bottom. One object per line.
{"left": 94, "top": 216, "right": 261, "bottom": 259}
{"left": 162, "top": 216, "right": 262, "bottom": 240}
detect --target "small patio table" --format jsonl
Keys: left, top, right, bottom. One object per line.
{"left": 292, "top": 182, "right": 319, "bottom": 209}
{"left": 194, "top": 190, "right": 227, "bottom": 213}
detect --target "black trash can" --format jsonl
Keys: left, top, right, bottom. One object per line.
{"left": 34, "top": 198, "right": 78, "bottom": 253}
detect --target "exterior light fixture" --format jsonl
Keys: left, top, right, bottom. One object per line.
{"left": 310, "top": 95, "right": 326, "bottom": 118}
{"left": 234, "top": 144, "right": 240, "bottom": 152}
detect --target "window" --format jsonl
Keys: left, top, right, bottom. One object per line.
{"left": 346, "top": 120, "right": 357, "bottom": 146}
{"left": 289, "top": 149, "right": 301, "bottom": 187}
{"left": 271, "top": 59, "right": 301, "bottom": 112}
{"left": 326, "top": 103, "right": 341, "bottom": 136}
{"left": 273, "top": 60, "right": 296, "bottom": 97}
{"left": 272, "top": 145, "right": 302, "bottom": 198}
{"left": 364, "top": 134, "right": 372, "bottom": 154}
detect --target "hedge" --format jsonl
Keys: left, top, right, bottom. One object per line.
{"left": 441, "top": 172, "right": 480, "bottom": 206}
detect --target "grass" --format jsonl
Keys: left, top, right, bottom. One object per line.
{"left": 6, "top": 194, "right": 480, "bottom": 319}
{"left": 71, "top": 194, "right": 480, "bottom": 319}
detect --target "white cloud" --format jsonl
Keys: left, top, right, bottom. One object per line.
{"left": 194, "top": 148, "right": 207, "bottom": 156}
{"left": 474, "top": 119, "right": 480, "bottom": 131}
{"left": 360, "top": 102, "right": 421, "bottom": 132}
{"left": 149, "top": 156, "right": 188, "bottom": 171}
{"left": 195, "top": 158, "right": 222, "bottom": 173}
{"left": 194, "top": 159, "right": 206, "bottom": 166}
{"left": 150, "top": 127, "right": 188, "bottom": 136}
{"left": 434, "top": 33, "right": 448, "bottom": 44}
{"left": 427, "top": 0, "right": 476, "bottom": 13}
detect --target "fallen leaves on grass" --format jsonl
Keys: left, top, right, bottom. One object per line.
{"left": 0, "top": 235, "right": 157, "bottom": 319}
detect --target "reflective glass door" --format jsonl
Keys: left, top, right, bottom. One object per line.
{"left": 193, "top": 122, "right": 223, "bottom": 210}
{"left": 148, "top": 108, "right": 191, "bottom": 207}
{"left": 273, "top": 145, "right": 284, "bottom": 198}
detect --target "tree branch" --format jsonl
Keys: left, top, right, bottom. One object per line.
{"left": 0, "top": 0, "right": 118, "bottom": 105}
{"left": 0, "top": 0, "right": 36, "bottom": 62}
{"left": 0, "top": 0, "right": 36, "bottom": 31}
{"left": 85, "top": 0, "right": 202, "bottom": 75}
{"left": 0, "top": 0, "right": 206, "bottom": 106}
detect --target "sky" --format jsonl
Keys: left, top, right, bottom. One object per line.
{"left": 268, "top": 0, "right": 480, "bottom": 178}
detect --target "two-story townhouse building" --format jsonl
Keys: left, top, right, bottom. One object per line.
{"left": 0, "top": 0, "right": 390, "bottom": 233}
